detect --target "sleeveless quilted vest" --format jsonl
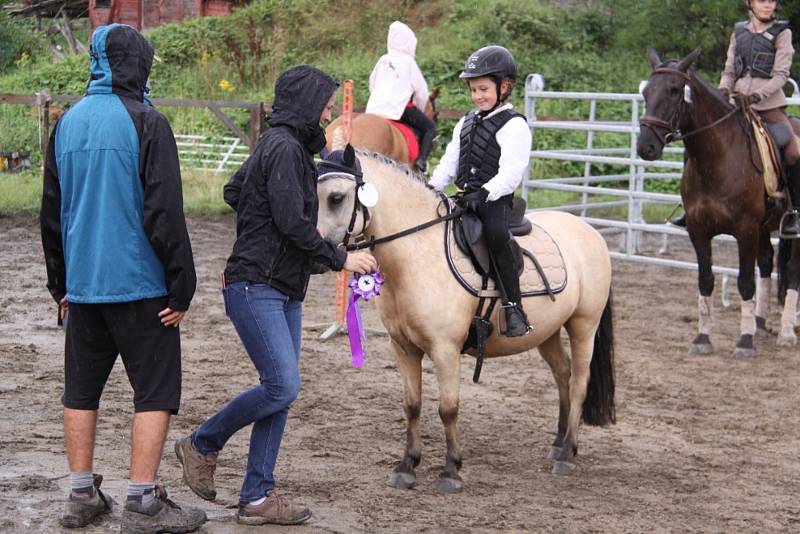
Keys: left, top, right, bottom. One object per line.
{"left": 734, "top": 20, "right": 790, "bottom": 79}
{"left": 456, "top": 109, "right": 525, "bottom": 191}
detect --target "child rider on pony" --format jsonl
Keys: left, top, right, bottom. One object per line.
{"left": 428, "top": 45, "right": 533, "bottom": 337}
{"left": 366, "top": 21, "right": 436, "bottom": 173}
{"left": 673, "top": 0, "right": 799, "bottom": 237}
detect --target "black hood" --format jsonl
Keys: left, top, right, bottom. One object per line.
{"left": 267, "top": 65, "right": 339, "bottom": 152}
{"left": 88, "top": 24, "right": 154, "bottom": 102}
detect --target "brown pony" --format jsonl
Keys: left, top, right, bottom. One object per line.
{"left": 637, "top": 48, "right": 800, "bottom": 355}
{"left": 325, "top": 88, "right": 439, "bottom": 165}
{"left": 317, "top": 152, "right": 615, "bottom": 493}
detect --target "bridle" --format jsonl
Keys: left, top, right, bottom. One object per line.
{"left": 639, "top": 67, "right": 739, "bottom": 147}
{"left": 317, "top": 160, "right": 371, "bottom": 248}
{"left": 317, "top": 160, "right": 464, "bottom": 251}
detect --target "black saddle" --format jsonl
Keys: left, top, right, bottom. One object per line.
{"left": 453, "top": 197, "right": 532, "bottom": 278}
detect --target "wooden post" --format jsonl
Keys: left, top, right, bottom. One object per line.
{"left": 249, "top": 102, "right": 265, "bottom": 152}
{"left": 321, "top": 80, "right": 355, "bottom": 341}
{"left": 41, "top": 94, "right": 51, "bottom": 159}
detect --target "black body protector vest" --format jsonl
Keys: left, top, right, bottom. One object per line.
{"left": 734, "top": 20, "right": 791, "bottom": 79}
{"left": 456, "top": 109, "right": 525, "bottom": 191}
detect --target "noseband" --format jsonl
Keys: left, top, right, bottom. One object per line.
{"left": 639, "top": 67, "right": 739, "bottom": 147}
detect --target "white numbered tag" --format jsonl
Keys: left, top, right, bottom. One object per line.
{"left": 357, "top": 274, "right": 376, "bottom": 293}
{"left": 357, "top": 182, "right": 379, "bottom": 207}
{"left": 684, "top": 85, "right": 693, "bottom": 104}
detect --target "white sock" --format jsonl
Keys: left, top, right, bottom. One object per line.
{"left": 249, "top": 496, "right": 266, "bottom": 506}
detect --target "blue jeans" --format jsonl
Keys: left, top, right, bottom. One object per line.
{"left": 192, "top": 282, "right": 302, "bottom": 503}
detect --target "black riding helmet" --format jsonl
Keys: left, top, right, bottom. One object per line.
{"left": 459, "top": 45, "right": 517, "bottom": 111}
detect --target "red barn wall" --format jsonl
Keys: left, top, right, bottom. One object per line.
{"left": 90, "top": 0, "right": 233, "bottom": 30}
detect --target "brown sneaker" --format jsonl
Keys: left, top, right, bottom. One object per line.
{"left": 237, "top": 491, "right": 312, "bottom": 526}
{"left": 59, "top": 474, "right": 115, "bottom": 528}
{"left": 174, "top": 436, "right": 218, "bottom": 501}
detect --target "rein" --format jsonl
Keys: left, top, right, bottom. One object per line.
{"left": 345, "top": 198, "right": 463, "bottom": 251}
{"left": 639, "top": 67, "right": 739, "bottom": 145}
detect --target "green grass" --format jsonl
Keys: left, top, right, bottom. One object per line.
{"left": 0, "top": 168, "right": 235, "bottom": 216}
{"left": 0, "top": 169, "right": 41, "bottom": 213}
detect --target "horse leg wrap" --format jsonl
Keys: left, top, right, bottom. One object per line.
{"left": 755, "top": 278, "right": 772, "bottom": 319}
{"left": 740, "top": 298, "right": 756, "bottom": 336}
{"left": 780, "top": 289, "right": 798, "bottom": 337}
{"left": 698, "top": 295, "right": 714, "bottom": 335}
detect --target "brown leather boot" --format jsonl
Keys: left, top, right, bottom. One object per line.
{"left": 237, "top": 491, "right": 312, "bottom": 526}
{"left": 174, "top": 436, "right": 218, "bottom": 501}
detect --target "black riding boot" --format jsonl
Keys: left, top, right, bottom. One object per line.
{"left": 669, "top": 213, "right": 687, "bottom": 228}
{"left": 780, "top": 160, "right": 800, "bottom": 239}
{"left": 492, "top": 246, "right": 532, "bottom": 337}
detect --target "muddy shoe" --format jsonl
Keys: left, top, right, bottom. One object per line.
{"left": 237, "top": 491, "right": 312, "bottom": 526}
{"left": 121, "top": 485, "right": 206, "bottom": 534}
{"left": 174, "top": 435, "right": 217, "bottom": 501}
{"left": 60, "top": 474, "right": 115, "bottom": 528}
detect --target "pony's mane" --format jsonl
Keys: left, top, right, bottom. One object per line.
{"left": 354, "top": 149, "right": 429, "bottom": 184}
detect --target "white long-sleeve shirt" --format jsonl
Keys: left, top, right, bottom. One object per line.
{"left": 429, "top": 103, "right": 532, "bottom": 201}
{"left": 365, "top": 21, "right": 430, "bottom": 120}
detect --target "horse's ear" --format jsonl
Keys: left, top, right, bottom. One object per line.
{"left": 647, "top": 48, "right": 662, "bottom": 70}
{"left": 677, "top": 47, "right": 702, "bottom": 73}
{"left": 343, "top": 143, "right": 356, "bottom": 167}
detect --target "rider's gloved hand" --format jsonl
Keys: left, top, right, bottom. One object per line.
{"left": 462, "top": 187, "right": 489, "bottom": 211}
{"left": 747, "top": 93, "right": 762, "bottom": 104}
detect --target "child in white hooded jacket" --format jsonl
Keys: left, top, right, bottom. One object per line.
{"left": 366, "top": 21, "right": 436, "bottom": 172}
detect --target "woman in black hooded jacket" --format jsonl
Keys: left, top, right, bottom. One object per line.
{"left": 175, "top": 65, "right": 376, "bottom": 526}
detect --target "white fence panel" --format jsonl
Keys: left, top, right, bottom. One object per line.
{"left": 175, "top": 134, "right": 250, "bottom": 173}
{"left": 523, "top": 74, "right": 800, "bottom": 300}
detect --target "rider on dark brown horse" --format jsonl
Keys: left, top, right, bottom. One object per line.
{"left": 429, "top": 45, "right": 533, "bottom": 337}
{"left": 673, "top": 0, "right": 799, "bottom": 236}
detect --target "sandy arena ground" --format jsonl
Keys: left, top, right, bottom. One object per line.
{"left": 1, "top": 214, "right": 799, "bottom": 533}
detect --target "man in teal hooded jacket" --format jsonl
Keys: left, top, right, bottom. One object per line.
{"left": 41, "top": 24, "right": 204, "bottom": 533}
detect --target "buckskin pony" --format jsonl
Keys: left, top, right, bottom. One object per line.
{"left": 637, "top": 48, "right": 800, "bottom": 356}
{"left": 316, "top": 151, "right": 615, "bottom": 493}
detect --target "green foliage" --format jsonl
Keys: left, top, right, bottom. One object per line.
{"left": 0, "top": 11, "right": 47, "bottom": 70}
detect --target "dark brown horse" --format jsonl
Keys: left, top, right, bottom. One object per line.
{"left": 637, "top": 48, "right": 800, "bottom": 356}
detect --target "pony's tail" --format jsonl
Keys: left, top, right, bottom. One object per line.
{"left": 582, "top": 288, "right": 616, "bottom": 426}
{"left": 330, "top": 125, "right": 346, "bottom": 151}
{"left": 778, "top": 237, "right": 792, "bottom": 305}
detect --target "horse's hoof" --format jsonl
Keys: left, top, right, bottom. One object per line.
{"left": 731, "top": 347, "right": 756, "bottom": 358}
{"left": 688, "top": 342, "right": 713, "bottom": 355}
{"left": 551, "top": 461, "right": 577, "bottom": 476}
{"left": 547, "top": 446, "right": 562, "bottom": 460}
{"left": 755, "top": 317, "right": 769, "bottom": 337}
{"left": 387, "top": 471, "right": 416, "bottom": 489}
{"left": 777, "top": 333, "right": 797, "bottom": 347}
{"left": 433, "top": 476, "right": 463, "bottom": 494}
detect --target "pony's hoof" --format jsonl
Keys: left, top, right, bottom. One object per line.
{"left": 731, "top": 345, "right": 756, "bottom": 358}
{"left": 688, "top": 342, "right": 713, "bottom": 355}
{"left": 777, "top": 333, "right": 797, "bottom": 347}
{"left": 546, "top": 446, "right": 562, "bottom": 460}
{"left": 433, "top": 475, "right": 463, "bottom": 494}
{"left": 551, "top": 461, "right": 577, "bottom": 476}
{"left": 387, "top": 471, "right": 416, "bottom": 489}
{"left": 689, "top": 334, "right": 712, "bottom": 355}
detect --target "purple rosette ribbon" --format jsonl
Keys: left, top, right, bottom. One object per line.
{"left": 346, "top": 269, "right": 385, "bottom": 368}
